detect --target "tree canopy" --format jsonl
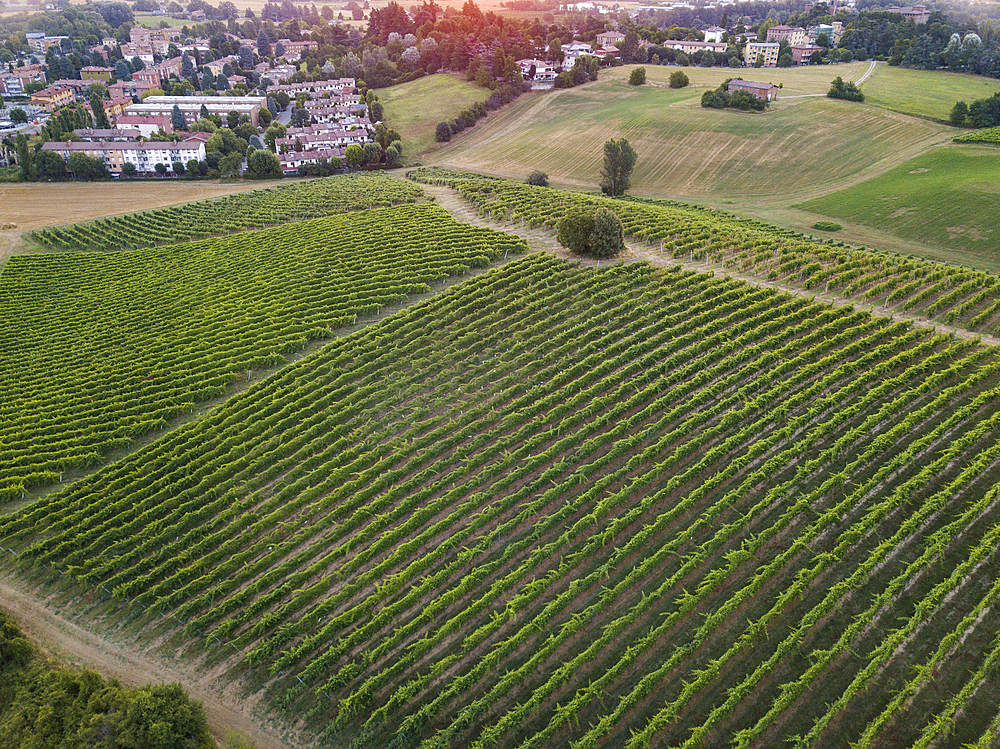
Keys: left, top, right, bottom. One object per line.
{"left": 599, "top": 137, "right": 637, "bottom": 197}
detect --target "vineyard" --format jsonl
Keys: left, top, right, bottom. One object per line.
{"left": 24, "top": 173, "right": 423, "bottom": 252}
{"left": 410, "top": 168, "right": 1000, "bottom": 335}
{"left": 0, "top": 203, "right": 524, "bottom": 502}
{"left": 954, "top": 126, "right": 1000, "bottom": 144}
{"left": 4, "top": 254, "right": 1000, "bottom": 749}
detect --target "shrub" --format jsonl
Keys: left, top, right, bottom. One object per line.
{"left": 668, "top": 70, "right": 689, "bottom": 88}
{"left": 827, "top": 76, "right": 864, "bottom": 102}
{"left": 629, "top": 67, "right": 646, "bottom": 85}
{"left": 435, "top": 121, "right": 452, "bottom": 142}
{"left": 556, "top": 209, "right": 596, "bottom": 254}
{"left": 589, "top": 207, "right": 625, "bottom": 258}
{"left": 811, "top": 221, "right": 843, "bottom": 232}
{"left": 526, "top": 170, "right": 548, "bottom": 187}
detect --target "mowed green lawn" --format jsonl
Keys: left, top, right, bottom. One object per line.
{"left": 799, "top": 145, "right": 1000, "bottom": 268}
{"left": 861, "top": 63, "right": 1000, "bottom": 121}
{"left": 379, "top": 74, "right": 491, "bottom": 162}
{"left": 433, "top": 64, "right": 951, "bottom": 200}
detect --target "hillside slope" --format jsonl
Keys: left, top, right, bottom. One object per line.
{"left": 0, "top": 200, "right": 524, "bottom": 502}
{"left": 5, "top": 254, "right": 1000, "bottom": 749}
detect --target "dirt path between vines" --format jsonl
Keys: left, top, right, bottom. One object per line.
{"left": 1, "top": 569, "right": 306, "bottom": 747}
{"left": 423, "top": 183, "right": 1000, "bottom": 349}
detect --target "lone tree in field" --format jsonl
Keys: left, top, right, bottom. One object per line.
{"left": 599, "top": 137, "right": 637, "bottom": 196}
{"left": 526, "top": 170, "right": 548, "bottom": 187}
{"left": 669, "top": 70, "right": 689, "bottom": 88}
{"left": 629, "top": 67, "right": 646, "bottom": 85}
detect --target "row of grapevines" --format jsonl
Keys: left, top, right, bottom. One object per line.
{"left": 0, "top": 203, "right": 525, "bottom": 502}
{"left": 954, "top": 126, "right": 1000, "bottom": 144}
{"left": 409, "top": 167, "right": 1000, "bottom": 335}
{"left": 25, "top": 173, "right": 423, "bottom": 252}
{"left": 4, "top": 255, "right": 1000, "bottom": 749}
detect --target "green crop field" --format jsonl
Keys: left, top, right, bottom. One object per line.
{"left": 26, "top": 173, "right": 422, "bottom": 252}
{"left": 378, "top": 74, "right": 491, "bottom": 162}
{"left": 431, "top": 67, "right": 951, "bottom": 201}
{"left": 5, "top": 252, "right": 1000, "bottom": 749}
{"left": 0, "top": 200, "right": 524, "bottom": 502}
{"left": 798, "top": 146, "right": 1000, "bottom": 269}
{"left": 861, "top": 63, "right": 1000, "bottom": 121}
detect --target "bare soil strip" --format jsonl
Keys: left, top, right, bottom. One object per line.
{"left": 423, "top": 182, "right": 1000, "bottom": 348}
{"left": 0, "top": 575, "right": 306, "bottom": 749}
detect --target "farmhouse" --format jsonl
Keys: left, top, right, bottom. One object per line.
{"left": 744, "top": 42, "right": 780, "bottom": 67}
{"left": 727, "top": 79, "right": 780, "bottom": 101}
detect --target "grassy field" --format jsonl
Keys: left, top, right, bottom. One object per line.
{"left": 798, "top": 145, "right": 1000, "bottom": 269}
{"left": 432, "top": 64, "right": 951, "bottom": 201}
{"left": 379, "top": 74, "right": 491, "bottom": 163}
{"left": 861, "top": 63, "right": 1000, "bottom": 121}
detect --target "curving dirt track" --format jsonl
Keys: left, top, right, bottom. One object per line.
{"left": 0, "top": 575, "right": 306, "bottom": 749}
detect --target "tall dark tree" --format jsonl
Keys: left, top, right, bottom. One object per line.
{"left": 114, "top": 59, "right": 130, "bottom": 81}
{"left": 257, "top": 30, "right": 271, "bottom": 57}
{"left": 171, "top": 103, "right": 186, "bottom": 131}
{"left": 599, "top": 137, "right": 637, "bottom": 196}
{"left": 181, "top": 53, "right": 194, "bottom": 78}
{"left": 90, "top": 91, "right": 110, "bottom": 129}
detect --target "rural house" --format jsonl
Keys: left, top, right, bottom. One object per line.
{"left": 727, "top": 79, "right": 780, "bottom": 101}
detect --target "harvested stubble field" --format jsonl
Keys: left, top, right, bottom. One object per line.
{"left": 0, "top": 179, "right": 275, "bottom": 232}
{"left": 4, "top": 250, "right": 1000, "bottom": 749}
{"left": 430, "top": 65, "right": 952, "bottom": 202}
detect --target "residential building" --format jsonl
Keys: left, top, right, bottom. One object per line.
{"left": 124, "top": 95, "right": 267, "bottom": 127}
{"left": 887, "top": 4, "right": 930, "bottom": 23}
{"left": 102, "top": 96, "right": 133, "bottom": 123}
{"left": 744, "top": 42, "right": 780, "bottom": 67}
{"left": 275, "top": 127, "right": 371, "bottom": 153}
{"left": 81, "top": 66, "right": 115, "bottom": 81}
{"left": 669, "top": 40, "right": 728, "bottom": 56}
{"left": 727, "top": 79, "right": 780, "bottom": 101}
{"left": 134, "top": 57, "right": 183, "bottom": 86}
{"left": 279, "top": 147, "right": 346, "bottom": 175}
{"left": 791, "top": 43, "right": 824, "bottom": 65}
{"left": 596, "top": 30, "right": 626, "bottom": 46}
{"left": 766, "top": 25, "right": 807, "bottom": 46}
{"left": 26, "top": 33, "right": 69, "bottom": 53}
{"left": 204, "top": 55, "right": 240, "bottom": 76}
{"left": 31, "top": 84, "right": 75, "bottom": 111}
{"left": 561, "top": 41, "right": 595, "bottom": 65}
{"left": 108, "top": 80, "right": 158, "bottom": 100}
{"left": 703, "top": 25, "right": 727, "bottom": 43}
{"left": 52, "top": 79, "right": 94, "bottom": 99}
{"left": 74, "top": 128, "right": 141, "bottom": 141}
{"left": 0, "top": 65, "right": 46, "bottom": 95}
{"left": 120, "top": 43, "right": 155, "bottom": 66}
{"left": 114, "top": 114, "right": 173, "bottom": 137}
{"left": 41, "top": 139, "right": 206, "bottom": 175}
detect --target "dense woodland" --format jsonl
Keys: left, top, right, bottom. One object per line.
{"left": 0, "top": 610, "right": 214, "bottom": 748}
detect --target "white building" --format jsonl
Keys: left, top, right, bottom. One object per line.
{"left": 703, "top": 26, "right": 726, "bottom": 43}
{"left": 517, "top": 58, "right": 557, "bottom": 81}
{"left": 560, "top": 41, "right": 595, "bottom": 65}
